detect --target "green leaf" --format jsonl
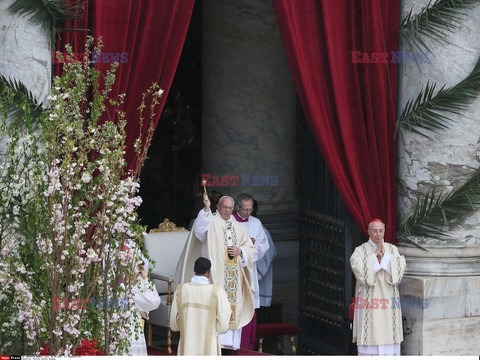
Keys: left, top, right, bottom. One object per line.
{"left": 398, "top": 168, "right": 480, "bottom": 242}
{"left": 396, "top": 57, "right": 480, "bottom": 137}
{"left": 0, "top": 75, "right": 42, "bottom": 126}
{"left": 400, "top": 0, "right": 478, "bottom": 55}
{"left": 7, "top": 0, "right": 85, "bottom": 47}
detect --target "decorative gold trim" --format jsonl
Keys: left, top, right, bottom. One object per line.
{"left": 149, "top": 218, "right": 187, "bottom": 233}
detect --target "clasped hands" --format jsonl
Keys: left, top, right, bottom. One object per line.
{"left": 374, "top": 241, "right": 385, "bottom": 260}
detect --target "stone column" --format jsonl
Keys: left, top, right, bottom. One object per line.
{"left": 202, "top": 0, "right": 299, "bottom": 323}
{"left": 397, "top": 0, "right": 480, "bottom": 355}
{"left": 0, "top": 0, "right": 51, "bottom": 102}
{"left": 0, "top": 0, "right": 51, "bottom": 160}
{"left": 398, "top": 244, "right": 480, "bottom": 355}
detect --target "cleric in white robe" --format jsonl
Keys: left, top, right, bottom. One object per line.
{"left": 233, "top": 193, "right": 270, "bottom": 349}
{"left": 257, "top": 226, "right": 276, "bottom": 307}
{"left": 128, "top": 256, "right": 161, "bottom": 355}
{"left": 174, "top": 194, "right": 255, "bottom": 349}
{"left": 170, "top": 257, "right": 231, "bottom": 355}
{"left": 350, "top": 219, "right": 406, "bottom": 356}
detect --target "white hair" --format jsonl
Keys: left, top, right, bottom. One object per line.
{"left": 368, "top": 220, "right": 385, "bottom": 230}
{"left": 218, "top": 195, "right": 235, "bottom": 206}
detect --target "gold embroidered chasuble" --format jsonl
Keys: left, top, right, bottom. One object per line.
{"left": 350, "top": 242, "right": 406, "bottom": 346}
{"left": 206, "top": 214, "right": 255, "bottom": 329}
{"left": 170, "top": 282, "right": 231, "bottom": 355}
{"left": 174, "top": 211, "right": 255, "bottom": 331}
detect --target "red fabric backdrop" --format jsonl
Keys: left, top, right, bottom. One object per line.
{"left": 55, "top": 0, "right": 194, "bottom": 172}
{"left": 272, "top": 0, "right": 399, "bottom": 243}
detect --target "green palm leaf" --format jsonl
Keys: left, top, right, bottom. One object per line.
{"left": 400, "top": 0, "right": 478, "bottom": 55}
{"left": 0, "top": 75, "right": 42, "bottom": 126}
{"left": 397, "top": 168, "right": 480, "bottom": 243}
{"left": 396, "top": 57, "right": 480, "bottom": 137}
{"left": 7, "top": 0, "right": 84, "bottom": 46}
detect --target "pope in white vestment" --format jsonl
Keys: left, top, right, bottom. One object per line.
{"left": 174, "top": 194, "right": 256, "bottom": 349}
{"left": 350, "top": 219, "right": 406, "bottom": 356}
{"left": 170, "top": 257, "right": 232, "bottom": 355}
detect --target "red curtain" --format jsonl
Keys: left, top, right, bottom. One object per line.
{"left": 55, "top": 0, "right": 195, "bottom": 172}
{"left": 272, "top": 0, "right": 398, "bottom": 243}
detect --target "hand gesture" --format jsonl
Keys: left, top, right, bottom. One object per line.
{"left": 140, "top": 265, "right": 148, "bottom": 280}
{"left": 374, "top": 240, "right": 384, "bottom": 258}
{"left": 227, "top": 245, "right": 242, "bottom": 257}
{"left": 203, "top": 192, "right": 211, "bottom": 211}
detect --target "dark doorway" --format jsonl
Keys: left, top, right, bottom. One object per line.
{"left": 297, "top": 107, "right": 361, "bottom": 355}
{"left": 137, "top": 3, "right": 202, "bottom": 231}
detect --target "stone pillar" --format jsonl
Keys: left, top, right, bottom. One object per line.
{"left": 397, "top": 0, "right": 480, "bottom": 239}
{"left": 202, "top": 0, "right": 299, "bottom": 323}
{"left": 0, "top": 0, "right": 51, "bottom": 160}
{"left": 0, "top": 0, "right": 51, "bottom": 102}
{"left": 398, "top": 244, "right": 480, "bottom": 355}
{"left": 397, "top": 0, "right": 480, "bottom": 355}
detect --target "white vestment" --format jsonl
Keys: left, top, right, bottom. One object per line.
{"left": 175, "top": 209, "right": 255, "bottom": 349}
{"left": 234, "top": 213, "right": 270, "bottom": 308}
{"left": 170, "top": 275, "right": 231, "bottom": 355}
{"left": 128, "top": 276, "right": 161, "bottom": 355}
{"left": 350, "top": 239, "right": 406, "bottom": 356}
{"left": 257, "top": 227, "right": 276, "bottom": 307}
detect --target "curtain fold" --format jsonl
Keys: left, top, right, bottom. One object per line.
{"left": 55, "top": 0, "right": 195, "bottom": 172}
{"left": 272, "top": 0, "right": 398, "bottom": 243}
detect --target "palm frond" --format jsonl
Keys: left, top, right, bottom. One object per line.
{"left": 397, "top": 168, "right": 480, "bottom": 242}
{"left": 397, "top": 187, "right": 447, "bottom": 242}
{"left": 400, "top": 0, "right": 478, "bottom": 55}
{"left": 7, "top": 0, "right": 85, "bottom": 46}
{"left": 0, "top": 75, "right": 43, "bottom": 125}
{"left": 396, "top": 57, "right": 480, "bottom": 137}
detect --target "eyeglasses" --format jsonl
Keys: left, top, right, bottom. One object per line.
{"left": 239, "top": 208, "right": 253, "bottom": 213}
{"left": 220, "top": 205, "right": 234, "bottom": 210}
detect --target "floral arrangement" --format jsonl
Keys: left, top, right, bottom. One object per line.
{"left": 0, "top": 37, "right": 162, "bottom": 355}
{"left": 40, "top": 338, "right": 104, "bottom": 356}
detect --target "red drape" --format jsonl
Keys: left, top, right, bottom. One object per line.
{"left": 272, "top": 0, "right": 398, "bottom": 243}
{"left": 55, "top": 0, "right": 194, "bottom": 172}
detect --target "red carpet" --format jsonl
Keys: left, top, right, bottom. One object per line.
{"left": 147, "top": 346, "right": 271, "bottom": 356}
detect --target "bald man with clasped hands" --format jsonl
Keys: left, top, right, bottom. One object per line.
{"left": 350, "top": 219, "right": 406, "bottom": 356}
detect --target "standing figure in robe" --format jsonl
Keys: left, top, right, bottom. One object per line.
{"left": 251, "top": 199, "right": 276, "bottom": 308}
{"left": 128, "top": 263, "right": 161, "bottom": 355}
{"left": 170, "top": 257, "right": 231, "bottom": 355}
{"left": 350, "top": 219, "right": 406, "bottom": 356}
{"left": 122, "top": 243, "right": 160, "bottom": 356}
{"left": 233, "top": 193, "right": 270, "bottom": 350}
{"left": 178, "top": 193, "right": 255, "bottom": 349}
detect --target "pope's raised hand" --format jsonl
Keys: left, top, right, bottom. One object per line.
{"left": 203, "top": 192, "right": 211, "bottom": 212}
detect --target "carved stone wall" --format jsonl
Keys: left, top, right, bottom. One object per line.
{"left": 397, "top": 0, "right": 480, "bottom": 355}
{"left": 0, "top": 0, "right": 51, "bottom": 102}
{"left": 397, "top": 0, "right": 480, "bottom": 243}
